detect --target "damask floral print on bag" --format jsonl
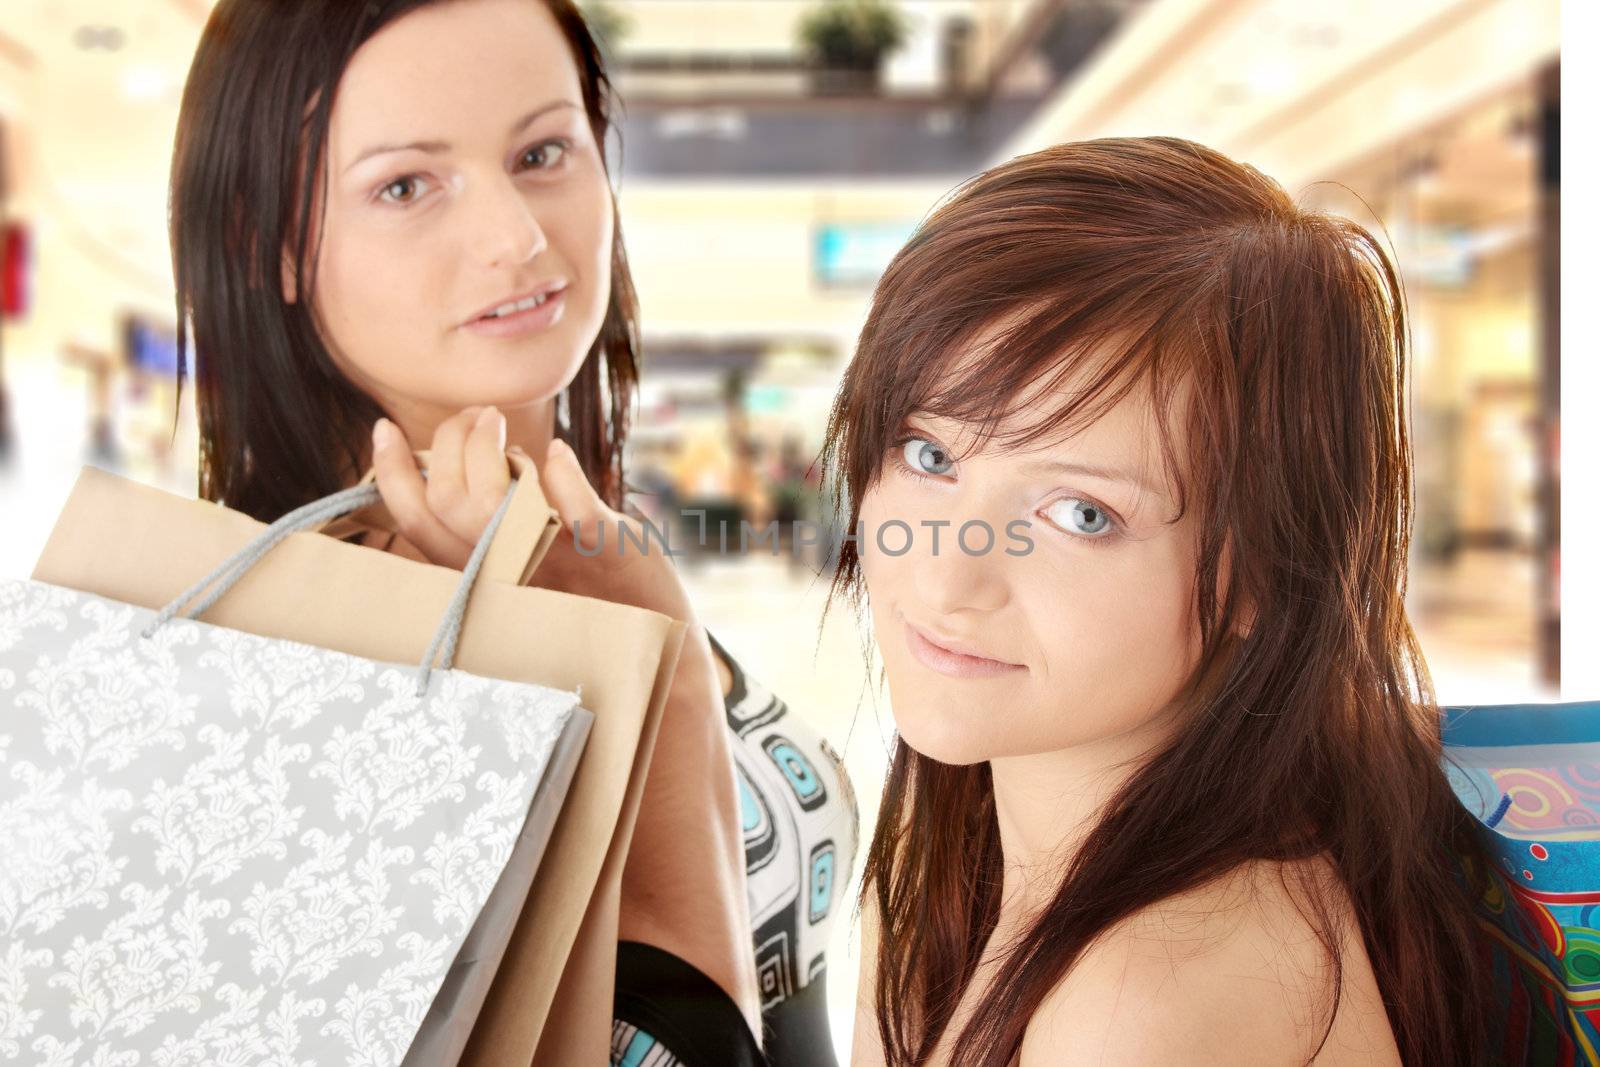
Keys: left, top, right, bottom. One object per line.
{"left": 0, "top": 575, "right": 586, "bottom": 1065}
{"left": 0, "top": 473, "right": 594, "bottom": 1066}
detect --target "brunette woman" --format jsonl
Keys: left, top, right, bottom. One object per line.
{"left": 823, "top": 137, "right": 1507, "bottom": 1066}
{"left": 169, "top": 2, "right": 855, "bottom": 1063}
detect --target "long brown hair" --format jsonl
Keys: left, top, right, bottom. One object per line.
{"left": 820, "top": 136, "right": 1496, "bottom": 1065}
{"left": 170, "top": 0, "right": 639, "bottom": 520}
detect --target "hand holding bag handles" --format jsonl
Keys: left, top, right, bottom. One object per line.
{"left": 315, "top": 446, "right": 563, "bottom": 589}
{"left": 144, "top": 449, "right": 545, "bottom": 696}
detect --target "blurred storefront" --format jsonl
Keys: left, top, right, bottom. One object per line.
{"left": 1303, "top": 80, "right": 1560, "bottom": 697}
{"left": 597, "top": 0, "right": 1563, "bottom": 706}
{"left": 998, "top": 0, "right": 1561, "bottom": 696}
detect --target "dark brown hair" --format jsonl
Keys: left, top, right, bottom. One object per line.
{"left": 170, "top": 0, "right": 639, "bottom": 519}
{"left": 820, "top": 136, "right": 1496, "bottom": 1065}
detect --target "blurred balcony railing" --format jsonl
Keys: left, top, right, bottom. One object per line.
{"left": 614, "top": 53, "right": 812, "bottom": 101}
{"left": 611, "top": 0, "right": 1139, "bottom": 179}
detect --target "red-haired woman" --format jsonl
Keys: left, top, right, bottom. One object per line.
{"left": 823, "top": 137, "right": 1508, "bottom": 1066}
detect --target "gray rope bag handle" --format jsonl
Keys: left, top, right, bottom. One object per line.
{"left": 138, "top": 473, "right": 517, "bottom": 698}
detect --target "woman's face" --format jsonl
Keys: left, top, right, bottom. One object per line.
{"left": 286, "top": 0, "right": 613, "bottom": 430}
{"left": 857, "top": 348, "right": 1206, "bottom": 766}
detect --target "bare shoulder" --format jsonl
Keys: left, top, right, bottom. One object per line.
{"left": 852, "top": 890, "right": 888, "bottom": 1067}
{"left": 1021, "top": 856, "right": 1399, "bottom": 1067}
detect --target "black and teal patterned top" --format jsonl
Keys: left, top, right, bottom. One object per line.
{"left": 610, "top": 631, "right": 860, "bottom": 1067}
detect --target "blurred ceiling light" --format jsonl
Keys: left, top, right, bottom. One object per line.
{"left": 1393, "top": 86, "right": 1429, "bottom": 124}
{"left": 1243, "top": 57, "right": 1296, "bottom": 97}
{"left": 764, "top": 349, "right": 815, "bottom": 374}
{"left": 1502, "top": 321, "right": 1531, "bottom": 360}
{"left": 1411, "top": 318, "right": 1435, "bottom": 370}
{"left": 1212, "top": 81, "right": 1250, "bottom": 107}
{"left": 73, "top": 25, "right": 125, "bottom": 52}
{"left": 121, "top": 64, "right": 174, "bottom": 103}
{"left": 1289, "top": 23, "right": 1340, "bottom": 48}
{"left": 655, "top": 108, "right": 748, "bottom": 140}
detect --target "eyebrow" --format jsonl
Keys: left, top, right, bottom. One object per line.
{"left": 343, "top": 100, "right": 579, "bottom": 174}
{"left": 1016, "top": 457, "right": 1169, "bottom": 505}
{"left": 907, "top": 413, "right": 1172, "bottom": 508}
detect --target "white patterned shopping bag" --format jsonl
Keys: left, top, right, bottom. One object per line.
{"left": 0, "top": 476, "right": 593, "bottom": 1066}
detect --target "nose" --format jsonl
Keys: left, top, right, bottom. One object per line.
{"left": 906, "top": 518, "right": 1011, "bottom": 616}
{"left": 472, "top": 174, "right": 548, "bottom": 269}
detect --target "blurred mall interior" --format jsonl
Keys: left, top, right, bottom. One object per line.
{"left": 0, "top": 0, "right": 1563, "bottom": 1057}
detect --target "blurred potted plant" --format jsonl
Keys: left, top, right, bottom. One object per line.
{"left": 798, "top": 0, "right": 907, "bottom": 95}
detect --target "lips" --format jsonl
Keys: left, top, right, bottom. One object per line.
{"left": 902, "top": 619, "right": 1025, "bottom": 680}
{"left": 463, "top": 279, "right": 568, "bottom": 325}
{"left": 903, "top": 616, "right": 1021, "bottom": 667}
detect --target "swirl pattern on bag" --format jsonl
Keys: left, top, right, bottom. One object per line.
{"left": 0, "top": 578, "right": 578, "bottom": 1066}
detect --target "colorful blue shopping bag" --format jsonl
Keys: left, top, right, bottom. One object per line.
{"left": 1446, "top": 700, "right": 1600, "bottom": 1065}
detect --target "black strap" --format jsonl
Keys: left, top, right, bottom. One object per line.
{"left": 614, "top": 941, "right": 768, "bottom": 1067}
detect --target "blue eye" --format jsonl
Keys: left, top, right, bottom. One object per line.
{"left": 901, "top": 436, "right": 954, "bottom": 477}
{"left": 1043, "top": 497, "right": 1115, "bottom": 538}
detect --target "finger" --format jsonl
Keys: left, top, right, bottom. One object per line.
{"left": 372, "top": 418, "right": 472, "bottom": 566}
{"left": 424, "top": 407, "right": 483, "bottom": 542}
{"left": 463, "top": 406, "right": 512, "bottom": 521}
{"left": 539, "top": 437, "right": 610, "bottom": 551}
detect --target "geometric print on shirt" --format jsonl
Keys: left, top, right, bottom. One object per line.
{"left": 604, "top": 629, "right": 861, "bottom": 1067}
{"left": 708, "top": 630, "right": 860, "bottom": 1030}
{"left": 610, "top": 1021, "right": 685, "bottom": 1067}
